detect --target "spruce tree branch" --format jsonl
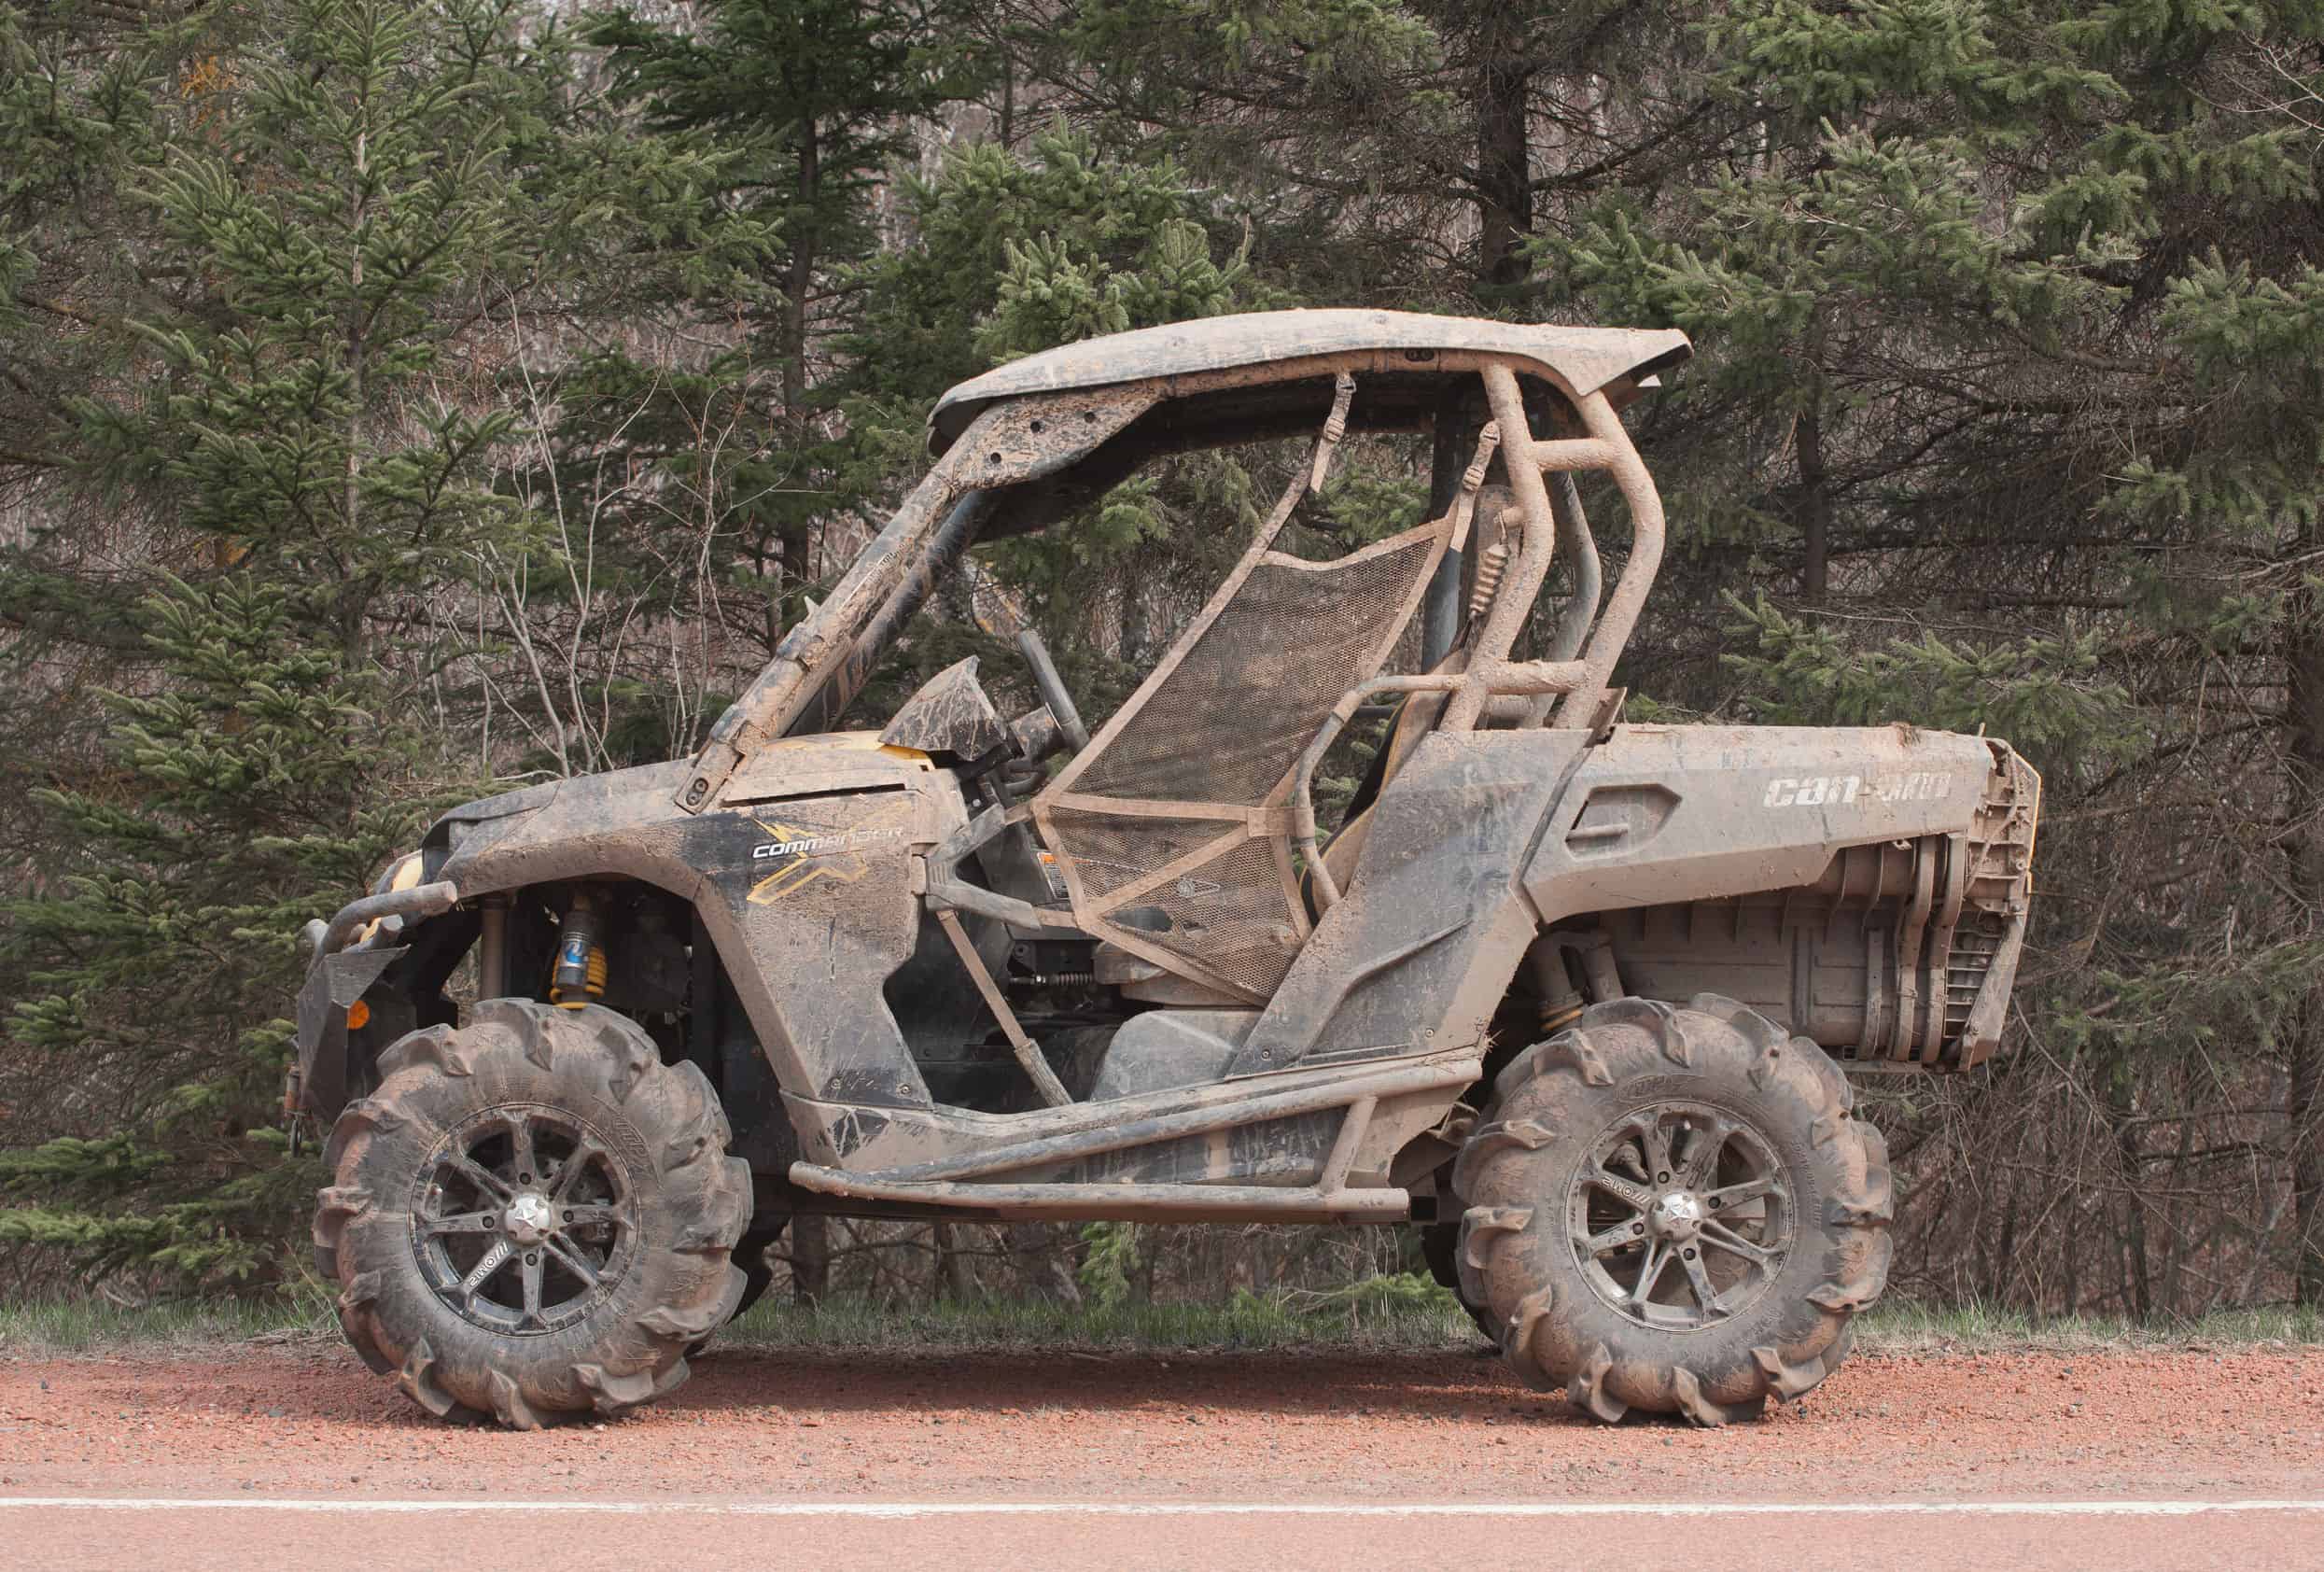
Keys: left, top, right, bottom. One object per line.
{"left": 1528, "top": 98, "right": 1720, "bottom": 191}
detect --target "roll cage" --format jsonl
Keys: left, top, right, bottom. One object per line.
{"left": 674, "top": 309, "right": 1690, "bottom": 819}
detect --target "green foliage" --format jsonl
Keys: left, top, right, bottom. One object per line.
{"left": 2061, "top": 940, "right": 2324, "bottom": 1082}
{"left": 1076, "top": 1220, "right": 1143, "bottom": 1311}
{"left": 844, "top": 123, "right": 1259, "bottom": 414}
{"left": 7, "top": 0, "right": 2324, "bottom": 1320}
{"left": 1064, "top": 0, "right": 1437, "bottom": 84}
{"left": 76, "top": 0, "right": 527, "bottom": 629}
{"left": 1318, "top": 471, "right": 1430, "bottom": 548}
{"left": 1285, "top": 1270, "right": 1461, "bottom": 1321}
{"left": 2, "top": 576, "right": 389, "bottom": 1284}
{"left": 833, "top": 122, "right": 1267, "bottom": 717}
{"left": 981, "top": 214, "right": 1248, "bottom": 358}
{"left": 1722, "top": 595, "right": 2136, "bottom": 771}
{"left": 585, "top": 0, "right": 992, "bottom": 625}
{"left": 0, "top": 0, "right": 755, "bottom": 1288}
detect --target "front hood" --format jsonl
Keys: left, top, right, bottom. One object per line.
{"left": 420, "top": 780, "right": 560, "bottom": 849}
{"left": 420, "top": 760, "right": 693, "bottom": 853}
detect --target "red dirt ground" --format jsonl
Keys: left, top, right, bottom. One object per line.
{"left": 4, "top": 1340, "right": 2322, "bottom": 1503}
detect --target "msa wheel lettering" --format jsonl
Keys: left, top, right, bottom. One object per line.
{"left": 1764, "top": 773, "right": 1949, "bottom": 809}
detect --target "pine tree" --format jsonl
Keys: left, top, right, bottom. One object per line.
{"left": 1, "top": 577, "right": 397, "bottom": 1281}
{"left": 0, "top": 0, "right": 763, "bottom": 1288}
{"left": 838, "top": 123, "right": 1261, "bottom": 717}
{"left": 0, "top": 0, "right": 217, "bottom": 1034}
{"left": 1569, "top": 1, "right": 2324, "bottom": 1312}
{"left": 586, "top": 0, "right": 992, "bottom": 631}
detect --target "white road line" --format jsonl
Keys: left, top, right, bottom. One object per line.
{"left": 1, "top": 1497, "right": 2321, "bottom": 1518}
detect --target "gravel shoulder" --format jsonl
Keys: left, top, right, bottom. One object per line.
{"left": 4, "top": 1341, "right": 2321, "bottom": 1504}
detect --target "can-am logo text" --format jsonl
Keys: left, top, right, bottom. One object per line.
{"left": 1761, "top": 772, "right": 1952, "bottom": 808}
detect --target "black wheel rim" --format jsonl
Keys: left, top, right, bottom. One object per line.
{"left": 411, "top": 1104, "right": 637, "bottom": 1335}
{"left": 1565, "top": 1101, "right": 1796, "bottom": 1330}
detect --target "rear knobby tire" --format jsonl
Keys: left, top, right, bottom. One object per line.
{"left": 314, "top": 999, "right": 752, "bottom": 1429}
{"left": 1453, "top": 994, "right": 1891, "bottom": 1426}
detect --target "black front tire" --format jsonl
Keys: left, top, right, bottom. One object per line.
{"left": 1419, "top": 1206, "right": 1502, "bottom": 1343}
{"left": 314, "top": 1000, "right": 752, "bottom": 1429}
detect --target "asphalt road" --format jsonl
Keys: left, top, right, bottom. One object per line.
{"left": 6, "top": 1495, "right": 2322, "bottom": 1571}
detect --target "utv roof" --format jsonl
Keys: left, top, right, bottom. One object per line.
{"left": 928, "top": 308, "right": 1691, "bottom": 455}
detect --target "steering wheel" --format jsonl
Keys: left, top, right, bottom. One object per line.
{"left": 1015, "top": 629, "right": 1091, "bottom": 754}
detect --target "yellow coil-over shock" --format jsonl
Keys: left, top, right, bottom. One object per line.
{"left": 550, "top": 891, "right": 608, "bottom": 1008}
{"left": 1538, "top": 1000, "right": 1585, "bottom": 1035}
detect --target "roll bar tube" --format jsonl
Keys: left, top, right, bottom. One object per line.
{"left": 1301, "top": 360, "right": 1665, "bottom": 910}
{"left": 1552, "top": 386, "right": 1667, "bottom": 728}
{"left": 1518, "top": 472, "right": 1602, "bottom": 725}
{"left": 301, "top": 880, "right": 462, "bottom": 959}
{"left": 1444, "top": 368, "right": 1628, "bottom": 730}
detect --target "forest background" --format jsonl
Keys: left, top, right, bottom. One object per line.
{"left": 6, "top": 0, "right": 2324, "bottom": 1322}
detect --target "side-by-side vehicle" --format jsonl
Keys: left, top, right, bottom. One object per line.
{"left": 293, "top": 310, "right": 2037, "bottom": 1428}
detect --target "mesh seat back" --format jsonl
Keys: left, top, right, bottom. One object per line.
{"left": 1034, "top": 524, "right": 1447, "bottom": 1002}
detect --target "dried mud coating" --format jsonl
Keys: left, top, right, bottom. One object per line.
{"left": 287, "top": 311, "right": 2043, "bottom": 1443}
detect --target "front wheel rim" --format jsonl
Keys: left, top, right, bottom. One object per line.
{"left": 1565, "top": 1101, "right": 1796, "bottom": 1330}
{"left": 410, "top": 1103, "right": 638, "bottom": 1335}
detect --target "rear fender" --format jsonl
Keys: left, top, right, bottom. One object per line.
{"left": 1522, "top": 723, "right": 1995, "bottom": 915}
{"left": 1528, "top": 724, "right": 2037, "bottom": 1068}
{"left": 1219, "top": 723, "right": 2017, "bottom": 1082}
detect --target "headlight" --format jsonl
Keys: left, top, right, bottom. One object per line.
{"left": 371, "top": 851, "right": 422, "bottom": 897}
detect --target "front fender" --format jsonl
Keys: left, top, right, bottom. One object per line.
{"left": 290, "top": 945, "right": 405, "bottom": 1119}
{"left": 410, "top": 750, "right": 972, "bottom": 1146}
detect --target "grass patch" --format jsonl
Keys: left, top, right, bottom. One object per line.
{"left": 1851, "top": 1298, "right": 2324, "bottom": 1354}
{"left": 0, "top": 1288, "right": 333, "bottom": 1358}
{"left": 6, "top": 1284, "right": 2321, "bottom": 1360}
{"left": 718, "top": 1283, "right": 1477, "bottom": 1355}
{"left": 0, "top": 1277, "right": 1476, "bottom": 1361}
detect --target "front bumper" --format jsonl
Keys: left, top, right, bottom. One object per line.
{"left": 287, "top": 878, "right": 459, "bottom": 1119}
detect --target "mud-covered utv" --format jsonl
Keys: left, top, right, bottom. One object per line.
{"left": 292, "top": 309, "right": 2037, "bottom": 1430}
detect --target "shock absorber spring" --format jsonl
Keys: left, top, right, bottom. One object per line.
{"left": 1468, "top": 539, "right": 1510, "bottom": 620}
{"left": 550, "top": 891, "right": 608, "bottom": 1008}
